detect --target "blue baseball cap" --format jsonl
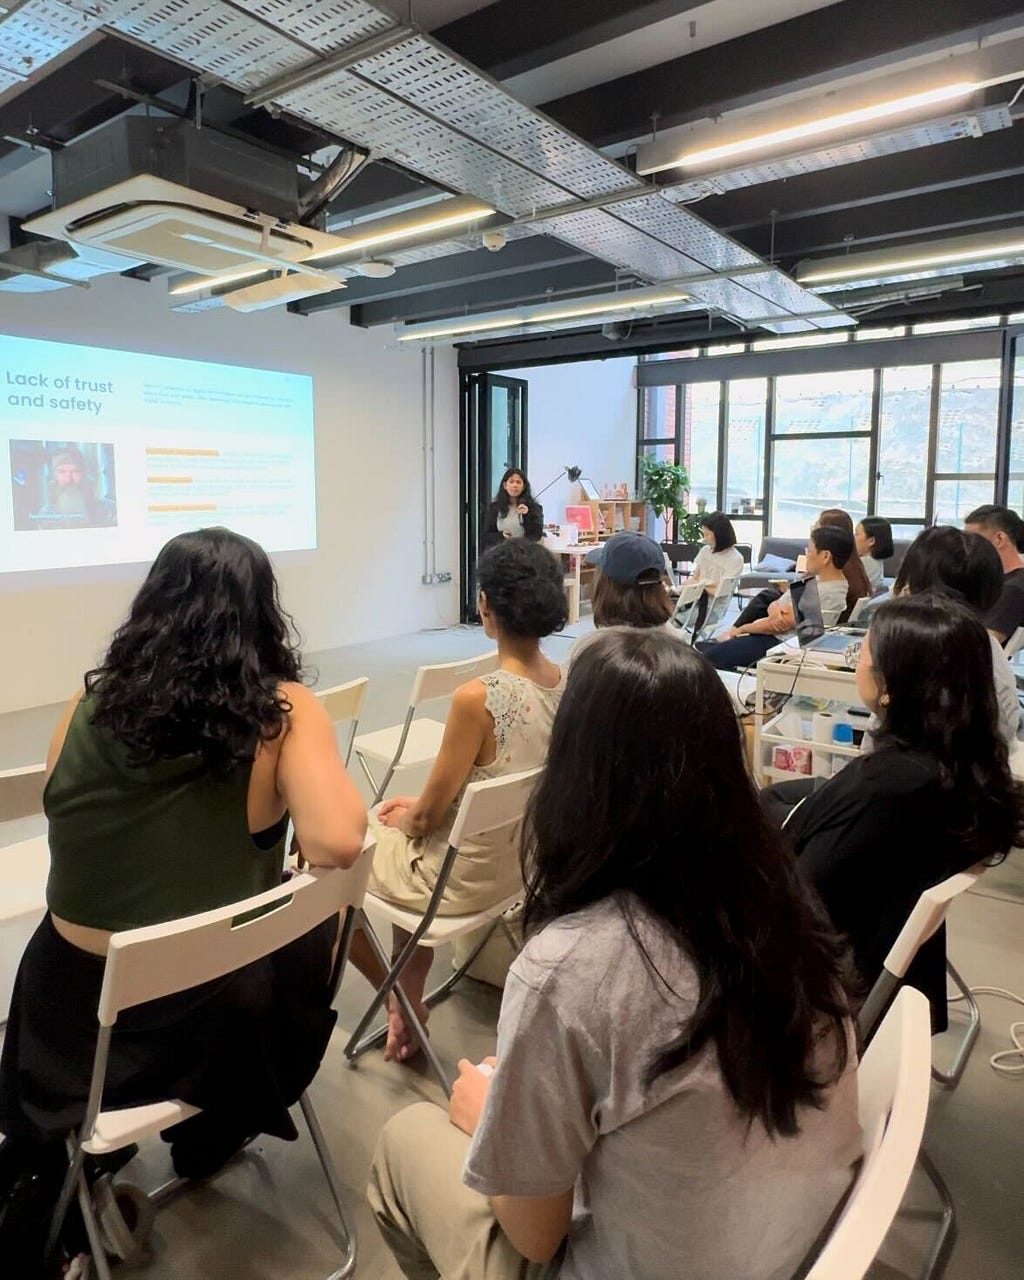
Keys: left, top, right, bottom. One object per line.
{"left": 586, "top": 532, "right": 665, "bottom": 586}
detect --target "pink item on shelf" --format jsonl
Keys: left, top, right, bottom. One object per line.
{"left": 789, "top": 744, "right": 813, "bottom": 775}
{"left": 771, "top": 746, "right": 794, "bottom": 772}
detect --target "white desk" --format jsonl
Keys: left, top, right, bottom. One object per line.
{"left": 544, "top": 539, "right": 591, "bottom": 624}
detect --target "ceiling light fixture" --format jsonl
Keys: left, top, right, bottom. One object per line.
{"left": 169, "top": 266, "right": 271, "bottom": 296}
{"left": 397, "top": 290, "right": 689, "bottom": 342}
{"left": 307, "top": 199, "right": 495, "bottom": 262}
{"left": 671, "top": 82, "right": 977, "bottom": 170}
{"left": 797, "top": 229, "right": 1024, "bottom": 286}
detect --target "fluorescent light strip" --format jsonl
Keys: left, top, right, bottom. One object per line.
{"left": 801, "top": 239, "right": 1024, "bottom": 284}
{"left": 170, "top": 202, "right": 495, "bottom": 297}
{"left": 306, "top": 203, "right": 494, "bottom": 261}
{"left": 674, "top": 82, "right": 976, "bottom": 170}
{"left": 398, "top": 292, "right": 689, "bottom": 341}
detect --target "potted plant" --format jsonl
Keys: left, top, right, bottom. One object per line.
{"left": 638, "top": 455, "right": 689, "bottom": 542}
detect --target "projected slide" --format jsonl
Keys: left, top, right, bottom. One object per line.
{"left": 0, "top": 333, "right": 316, "bottom": 574}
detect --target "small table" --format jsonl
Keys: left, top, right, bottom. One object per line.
{"left": 544, "top": 539, "right": 591, "bottom": 624}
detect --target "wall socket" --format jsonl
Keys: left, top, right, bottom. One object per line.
{"left": 421, "top": 571, "right": 453, "bottom": 585}
{"left": 436, "top": 571, "right": 453, "bottom": 582}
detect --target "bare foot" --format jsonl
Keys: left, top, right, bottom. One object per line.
{"left": 384, "top": 992, "right": 430, "bottom": 1063}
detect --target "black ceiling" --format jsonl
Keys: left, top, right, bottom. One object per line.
{"left": 1, "top": 0, "right": 1023, "bottom": 357}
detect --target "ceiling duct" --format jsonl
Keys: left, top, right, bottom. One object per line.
{"left": 298, "top": 144, "right": 370, "bottom": 224}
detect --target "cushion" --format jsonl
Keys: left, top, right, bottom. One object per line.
{"left": 755, "top": 553, "right": 797, "bottom": 572}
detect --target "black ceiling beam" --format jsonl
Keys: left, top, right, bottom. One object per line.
{"left": 702, "top": 127, "right": 1024, "bottom": 234}
{"left": 740, "top": 174, "right": 1024, "bottom": 262}
{"left": 539, "top": 0, "right": 1024, "bottom": 148}
{"left": 436, "top": 0, "right": 707, "bottom": 82}
{"left": 294, "top": 236, "right": 604, "bottom": 316}
{"left": 350, "top": 260, "right": 621, "bottom": 328}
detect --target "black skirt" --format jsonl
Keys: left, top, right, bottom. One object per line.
{"left": 0, "top": 913, "right": 337, "bottom": 1148}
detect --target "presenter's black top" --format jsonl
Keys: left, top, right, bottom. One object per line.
{"left": 480, "top": 496, "right": 544, "bottom": 552}
{"left": 44, "top": 694, "right": 286, "bottom": 930}
{"left": 784, "top": 748, "right": 977, "bottom": 1031}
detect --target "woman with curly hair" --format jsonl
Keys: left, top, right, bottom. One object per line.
{"left": 0, "top": 528, "right": 366, "bottom": 1181}
{"left": 356, "top": 538, "right": 567, "bottom": 1063}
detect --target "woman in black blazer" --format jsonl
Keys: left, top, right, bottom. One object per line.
{"left": 782, "top": 593, "right": 1023, "bottom": 1029}
{"left": 479, "top": 468, "right": 544, "bottom": 553}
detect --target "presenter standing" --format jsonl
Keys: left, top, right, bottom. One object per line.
{"left": 479, "top": 468, "right": 544, "bottom": 553}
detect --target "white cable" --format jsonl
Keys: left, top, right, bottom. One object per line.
{"left": 949, "top": 986, "right": 1024, "bottom": 1075}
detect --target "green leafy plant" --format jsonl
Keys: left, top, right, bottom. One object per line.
{"left": 638, "top": 455, "right": 689, "bottom": 539}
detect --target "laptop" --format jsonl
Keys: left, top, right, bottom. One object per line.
{"left": 780, "top": 577, "right": 866, "bottom": 667}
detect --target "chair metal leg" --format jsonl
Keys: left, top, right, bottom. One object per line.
{"left": 77, "top": 1170, "right": 115, "bottom": 1280}
{"left": 422, "top": 919, "right": 501, "bottom": 1009}
{"left": 913, "top": 1148, "right": 957, "bottom": 1280}
{"left": 932, "top": 961, "right": 980, "bottom": 1089}
{"left": 299, "top": 1092, "right": 357, "bottom": 1280}
{"left": 354, "top": 751, "right": 380, "bottom": 797}
{"left": 46, "top": 1135, "right": 89, "bottom": 1260}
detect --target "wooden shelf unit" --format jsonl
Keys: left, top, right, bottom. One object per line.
{"left": 584, "top": 498, "right": 647, "bottom": 540}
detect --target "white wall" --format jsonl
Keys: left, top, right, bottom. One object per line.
{"left": 0, "top": 276, "right": 459, "bottom": 712}
{"left": 503, "top": 356, "right": 638, "bottom": 521}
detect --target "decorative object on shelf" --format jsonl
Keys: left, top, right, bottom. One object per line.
{"left": 638, "top": 454, "right": 689, "bottom": 541}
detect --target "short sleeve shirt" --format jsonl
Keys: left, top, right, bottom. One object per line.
{"left": 463, "top": 896, "right": 862, "bottom": 1280}
{"left": 986, "top": 567, "right": 1024, "bottom": 641}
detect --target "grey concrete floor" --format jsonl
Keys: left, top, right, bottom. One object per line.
{"left": 1, "top": 622, "right": 1022, "bottom": 1280}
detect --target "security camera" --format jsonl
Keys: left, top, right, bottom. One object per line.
{"left": 482, "top": 229, "right": 508, "bottom": 252}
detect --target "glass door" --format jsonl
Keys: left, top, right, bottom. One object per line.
{"left": 460, "top": 372, "right": 529, "bottom": 620}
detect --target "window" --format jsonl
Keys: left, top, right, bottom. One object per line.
{"left": 932, "top": 480, "right": 996, "bottom": 524}
{"left": 936, "top": 360, "right": 1000, "bottom": 475}
{"left": 1009, "top": 346, "right": 1024, "bottom": 511}
{"left": 724, "top": 379, "right": 766, "bottom": 519}
{"left": 878, "top": 366, "right": 932, "bottom": 521}
{"left": 774, "top": 369, "right": 873, "bottom": 436}
{"left": 682, "top": 382, "right": 720, "bottom": 511}
{"left": 643, "top": 385, "right": 676, "bottom": 440}
{"left": 771, "top": 436, "right": 870, "bottom": 536}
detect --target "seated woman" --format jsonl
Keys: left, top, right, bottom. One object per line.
{"left": 0, "top": 528, "right": 367, "bottom": 1181}
{"left": 688, "top": 510, "right": 743, "bottom": 629}
{"left": 855, "top": 515, "right": 894, "bottom": 593}
{"left": 369, "top": 629, "right": 861, "bottom": 1280}
{"left": 700, "top": 524, "right": 854, "bottom": 671}
{"left": 357, "top": 538, "right": 567, "bottom": 1062}
{"left": 781, "top": 594, "right": 1023, "bottom": 1030}
{"left": 587, "top": 531, "right": 674, "bottom": 629}
{"left": 479, "top": 468, "right": 544, "bottom": 553}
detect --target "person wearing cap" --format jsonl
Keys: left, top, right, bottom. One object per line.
{"left": 585, "top": 532, "right": 676, "bottom": 630}
{"left": 32, "top": 444, "right": 117, "bottom": 529}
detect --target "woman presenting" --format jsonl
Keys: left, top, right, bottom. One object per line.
{"left": 480, "top": 468, "right": 544, "bottom": 552}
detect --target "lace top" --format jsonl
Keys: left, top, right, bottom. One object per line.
{"left": 472, "top": 668, "right": 566, "bottom": 780}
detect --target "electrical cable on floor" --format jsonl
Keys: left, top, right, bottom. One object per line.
{"left": 949, "top": 987, "right": 1024, "bottom": 1075}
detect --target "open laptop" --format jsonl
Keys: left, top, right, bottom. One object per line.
{"left": 775, "top": 577, "right": 866, "bottom": 666}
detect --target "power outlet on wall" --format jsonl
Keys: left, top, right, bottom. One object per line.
{"left": 436, "top": 571, "right": 452, "bottom": 583}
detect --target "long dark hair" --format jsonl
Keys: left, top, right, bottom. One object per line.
{"left": 86, "top": 528, "right": 302, "bottom": 772}
{"left": 700, "top": 510, "right": 737, "bottom": 551}
{"left": 868, "top": 593, "right": 1024, "bottom": 862}
{"left": 494, "top": 467, "right": 533, "bottom": 515}
{"left": 522, "top": 629, "right": 853, "bottom": 1136}
{"left": 859, "top": 516, "right": 894, "bottom": 561}
{"left": 814, "top": 509, "right": 873, "bottom": 607}
{"left": 894, "top": 526, "right": 1002, "bottom": 613}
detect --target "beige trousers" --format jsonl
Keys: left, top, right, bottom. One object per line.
{"left": 368, "top": 1102, "right": 560, "bottom": 1280}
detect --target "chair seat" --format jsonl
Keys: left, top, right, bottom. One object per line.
{"left": 354, "top": 718, "right": 447, "bottom": 768}
{"left": 84, "top": 1100, "right": 201, "bottom": 1155}
{"left": 364, "top": 891, "right": 521, "bottom": 948}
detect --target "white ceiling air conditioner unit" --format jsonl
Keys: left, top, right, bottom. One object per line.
{"left": 222, "top": 272, "right": 344, "bottom": 312}
{"left": 23, "top": 175, "right": 352, "bottom": 285}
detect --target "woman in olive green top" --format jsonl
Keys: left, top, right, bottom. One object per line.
{"left": 0, "top": 528, "right": 366, "bottom": 1182}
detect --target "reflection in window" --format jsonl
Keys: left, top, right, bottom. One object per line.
{"left": 683, "top": 382, "right": 720, "bottom": 511}
{"left": 640, "top": 441, "right": 677, "bottom": 465}
{"left": 933, "top": 479, "right": 994, "bottom": 524}
{"left": 878, "top": 366, "right": 931, "bottom": 521}
{"left": 725, "top": 379, "right": 766, "bottom": 519}
{"left": 643, "top": 385, "right": 677, "bottom": 439}
{"left": 774, "top": 369, "right": 873, "bottom": 435}
{"left": 937, "top": 360, "right": 999, "bottom": 474}
{"left": 771, "top": 436, "right": 870, "bottom": 536}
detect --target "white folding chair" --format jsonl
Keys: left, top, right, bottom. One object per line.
{"left": 315, "top": 677, "right": 369, "bottom": 766}
{"left": 1003, "top": 625, "right": 1024, "bottom": 658}
{"left": 47, "top": 842, "right": 376, "bottom": 1280}
{"left": 344, "top": 768, "right": 540, "bottom": 1095}
{"left": 693, "top": 573, "right": 739, "bottom": 643}
{"left": 0, "top": 760, "right": 47, "bottom": 822}
{"left": 803, "top": 987, "right": 932, "bottom": 1280}
{"left": 668, "top": 580, "right": 704, "bottom": 635}
{"left": 858, "top": 863, "right": 987, "bottom": 1088}
{"left": 352, "top": 652, "right": 499, "bottom": 804}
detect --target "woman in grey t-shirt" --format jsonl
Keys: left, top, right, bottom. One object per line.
{"left": 369, "top": 630, "right": 862, "bottom": 1280}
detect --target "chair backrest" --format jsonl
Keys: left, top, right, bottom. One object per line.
{"left": 410, "top": 651, "right": 500, "bottom": 706}
{"left": 880, "top": 864, "right": 985, "bottom": 982}
{"left": 804, "top": 987, "right": 932, "bottom": 1280}
{"left": 698, "top": 574, "right": 739, "bottom": 638}
{"left": 1004, "top": 626, "right": 1024, "bottom": 658}
{"left": 448, "top": 767, "right": 542, "bottom": 849}
{"left": 847, "top": 595, "right": 871, "bottom": 625}
{"left": 0, "top": 762, "right": 48, "bottom": 822}
{"left": 97, "top": 837, "right": 376, "bottom": 1027}
{"left": 316, "top": 677, "right": 369, "bottom": 725}
{"left": 735, "top": 542, "right": 753, "bottom": 567}
{"left": 670, "top": 579, "right": 704, "bottom": 631}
